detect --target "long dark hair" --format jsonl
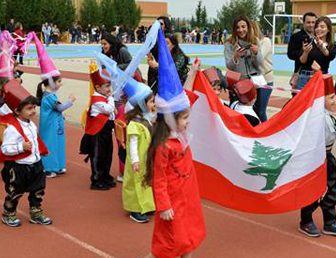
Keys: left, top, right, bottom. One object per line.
{"left": 315, "top": 16, "right": 333, "bottom": 51}
{"left": 144, "top": 110, "right": 187, "bottom": 186}
{"left": 36, "top": 76, "right": 61, "bottom": 106}
{"left": 165, "top": 33, "right": 190, "bottom": 66}
{"left": 101, "top": 33, "right": 126, "bottom": 60}
{"left": 157, "top": 16, "right": 172, "bottom": 33}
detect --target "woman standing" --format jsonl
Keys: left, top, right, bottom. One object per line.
{"left": 148, "top": 33, "right": 190, "bottom": 85}
{"left": 101, "top": 33, "right": 132, "bottom": 71}
{"left": 251, "top": 21, "right": 273, "bottom": 122}
{"left": 297, "top": 16, "right": 336, "bottom": 89}
{"left": 224, "top": 15, "right": 263, "bottom": 111}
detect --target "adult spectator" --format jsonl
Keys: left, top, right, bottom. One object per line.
{"left": 69, "top": 23, "right": 77, "bottom": 44}
{"left": 51, "top": 24, "right": 60, "bottom": 45}
{"left": 6, "top": 18, "right": 15, "bottom": 33}
{"left": 224, "top": 15, "right": 263, "bottom": 106}
{"left": 101, "top": 33, "right": 132, "bottom": 71}
{"left": 147, "top": 16, "right": 172, "bottom": 93}
{"left": 148, "top": 33, "right": 190, "bottom": 85}
{"left": 42, "top": 22, "right": 51, "bottom": 47}
{"left": 287, "top": 12, "right": 317, "bottom": 91}
{"left": 251, "top": 21, "right": 273, "bottom": 122}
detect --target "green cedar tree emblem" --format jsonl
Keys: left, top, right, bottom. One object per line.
{"left": 243, "top": 141, "right": 292, "bottom": 191}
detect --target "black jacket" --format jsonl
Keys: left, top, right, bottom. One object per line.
{"left": 287, "top": 29, "right": 310, "bottom": 73}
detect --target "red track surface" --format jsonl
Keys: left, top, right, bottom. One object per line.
{"left": 1, "top": 69, "right": 335, "bottom": 257}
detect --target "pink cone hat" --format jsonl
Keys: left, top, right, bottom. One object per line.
{"left": 31, "top": 32, "right": 60, "bottom": 80}
{"left": 0, "top": 50, "right": 13, "bottom": 79}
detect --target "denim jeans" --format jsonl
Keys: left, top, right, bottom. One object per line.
{"left": 297, "top": 73, "right": 312, "bottom": 90}
{"left": 253, "top": 82, "right": 273, "bottom": 122}
{"left": 44, "top": 35, "right": 50, "bottom": 46}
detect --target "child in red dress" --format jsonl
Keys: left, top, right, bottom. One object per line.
{"left": 145, "top": 28, "right": 205, "bottom": 258}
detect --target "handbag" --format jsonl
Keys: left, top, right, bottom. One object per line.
{"left": 289, "top": 67, "right": 301, "bottom": 89}
{"left": 250, "top": 74, "right": 267, "bottom": 87}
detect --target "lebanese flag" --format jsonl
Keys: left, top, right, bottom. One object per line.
{"left": 189, "top": 71, "right": 326, "bottom": 214}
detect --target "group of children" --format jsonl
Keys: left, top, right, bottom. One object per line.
{"left": 0, "top": 23, "right": 336, "bottom": 258}
{"left": 0, "top": 31, "right": 75, "bottom": 227}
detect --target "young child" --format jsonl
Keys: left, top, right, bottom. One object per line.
{"left": 122, "top": 83, "right": 156, "bottom": 223}
{"left": 0, "top": 79, "right": 52, "bottom": 227}
{"left": 299, "top": 74, "right": 336, "bottom": 237}
{"left": 145, "top": 28, "right": 205, "bottom": 258}
{"left": 230, "top": 79, "right": 260, "bottom": 127}
{"left": 80, "top": 69, "right": 116, "bottom": 190}
{"left": 33, "top": 32, "right": 76, "bottom": 178}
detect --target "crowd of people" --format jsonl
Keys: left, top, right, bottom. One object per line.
{"left": 0, "top": 10, "right": 336, "bottom": 258}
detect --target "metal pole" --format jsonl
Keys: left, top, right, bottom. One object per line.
{"left": 272, "top": 15, "right": 276, "bottom": 54}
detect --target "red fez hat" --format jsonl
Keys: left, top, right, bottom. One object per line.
{"left": 90, "top": 69, "right": 110, "bottom": 86}
{"left": 203, "top": 67, "right": 220, "bottom": 85}
{"left": 234, "top": 79, "right": 257, "bottom": 104}
{"left": 323, "top": 74, "right": 335, "bottom": 96}
{"left": 3, "top": 79, "right": 32, "bottom": 111}
{"left": 226, "top": 70, "right": 241, "bottom": 90}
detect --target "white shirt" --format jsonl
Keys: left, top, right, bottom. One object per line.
{"left": 1, "top": 118, "right": 41, "bottom": 164}
{"left": 0, "top": 104, "right": 12, "bottom": 116}
{"left": 90, "top": 92, "right": 115, "bottom": 120}
{"left": 325, "top": 111, "right": 336, "bottom": 147}
{"left": 230, "top": 101, "right": 260, "bottom": 120}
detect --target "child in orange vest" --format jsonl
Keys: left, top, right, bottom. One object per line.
{"left": 80, "top": 69, "right": 116, "bottom": 190}
{"left": 0, "top": 80, "right": 52, "bottom": 227}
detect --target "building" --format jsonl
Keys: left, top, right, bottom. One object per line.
{"left": 72, "top": 0, "right": 168, "bottom": 27}
{"left": 137, "top": 1, "right": 168, "bottom": 27}
{"left": 291, "top": 0, "right": 336, "bottom": 16}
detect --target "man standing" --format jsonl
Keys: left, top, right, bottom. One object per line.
{"left": 287, "top": 12, "right": 317, "bottom": 92}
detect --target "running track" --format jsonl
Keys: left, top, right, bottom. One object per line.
{"left": 0, "top": 69, "right": 335, "bottom": 258}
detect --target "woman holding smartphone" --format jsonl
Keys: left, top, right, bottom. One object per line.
{"left": 224, "top": 15, "right": 264, "bottom": 115}
{"left": 297, "top": 16, "right": 336, "bottom": 89}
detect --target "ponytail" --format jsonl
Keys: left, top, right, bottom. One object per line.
{"left": 36, "top": 80, "right": 46, "bottom": 106}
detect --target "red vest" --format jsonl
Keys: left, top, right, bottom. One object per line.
{"left": 85, "top": 96, "right": 110, "bottom": 135}
{"left": 0, "top": 114, "right": 48, "bottom": 162}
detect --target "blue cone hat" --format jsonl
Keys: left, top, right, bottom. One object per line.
{"left": 156, "top": 29, "right": 189, "bottom": 114}
{"left": 95, "top": 53, "right": 152, "bottom": 110}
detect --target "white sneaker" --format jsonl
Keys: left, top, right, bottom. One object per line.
{"left": 46, "top": 172, "right": 57, "bottom": 178}
{"left": 117, "top": 175, "right": 123, "bottom": 183}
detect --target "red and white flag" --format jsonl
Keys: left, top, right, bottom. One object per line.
{"left": 189, "top": 71, "right": 326, "bottom": 214}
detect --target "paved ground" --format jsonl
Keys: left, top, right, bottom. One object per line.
{"left": 1, "top": 46, "right": 335, "bottom": 258}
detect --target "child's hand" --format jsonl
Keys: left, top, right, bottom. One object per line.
{"left": 311, "top": 61, "right": 321, "bottom": 72}
{"left": 160, "top": 208, "right": 174, "bottom": 221}
{"left": 132, "top": 162, "right": 140, "bottom": 172}
{"left": 23, "top": 141, "right": 32, "bottom": 151}
{"left": 68, "top": 94, "right": 76, "bottom": 103}
{"left": 147, "top": 55, "right": 158, "bottom": 68}
{"left": 191, "top": 58, "right": 201, "bottom": 73}
{"left": 114, "top": 108, "right": 118, "bottom": 115}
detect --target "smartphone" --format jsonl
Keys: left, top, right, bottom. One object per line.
{"left": 302, "top": 35, "right": 313, "bottom": 45}
{"left": 243, "top": 44, "right": 251, "bottom": 50}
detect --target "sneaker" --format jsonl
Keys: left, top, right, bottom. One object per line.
{"left": 322, "top": 223, "right": 336, "bottom": 236}
{"left": 58, "top": 169, "right": 66, "bottom": 175}
{"left": 298, "top": 222, "right": 321, "bottom": 237}
{"left": 90, "top": 182, "right": 110, "bottom": 191}
{"left": 2, "top": 214, "right": 21, "bottom": 227}
{"left": 117, "top": 175, "right": 123, "bottom": 183}
{"left": 45, "top": 172, "right": 57, "bottom": 178}
{"left": 130, "top": 212, "right": 149, "bottom": 223}
{"left": 30, "top": 208, "right": 52, "bottom": 225}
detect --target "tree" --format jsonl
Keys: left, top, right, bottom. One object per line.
{"left": 200, "top": 6, "right": 208, "bottom": 28}
{"left": 0, "top": 0, "right": 6, "bottom": 26}
{"left": 195, "top": 0, "right": 202, "bottom": 28}
{"left": 100, "top": 0, "right": 115, "bottom": 31}
{"left": 216, "top": 0, "right": 260, "bottom": 32}
{"left": 113, "top": 0, "right": 141, "bottom": 29}
{"left": 260, "top": 0, "right": 273, "bottom": 33}
{"left": 56, "top": 0, "right": 76, "bottom": 31}
{"left": 243, "top": 141, "right": 292, "bottom": 191}
{"left": 79, "top": 0, "right": 100, "bottom": 29}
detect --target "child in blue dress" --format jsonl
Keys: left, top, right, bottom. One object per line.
{"left": 33, "top": 32, "right": 76, "bottom": 177}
